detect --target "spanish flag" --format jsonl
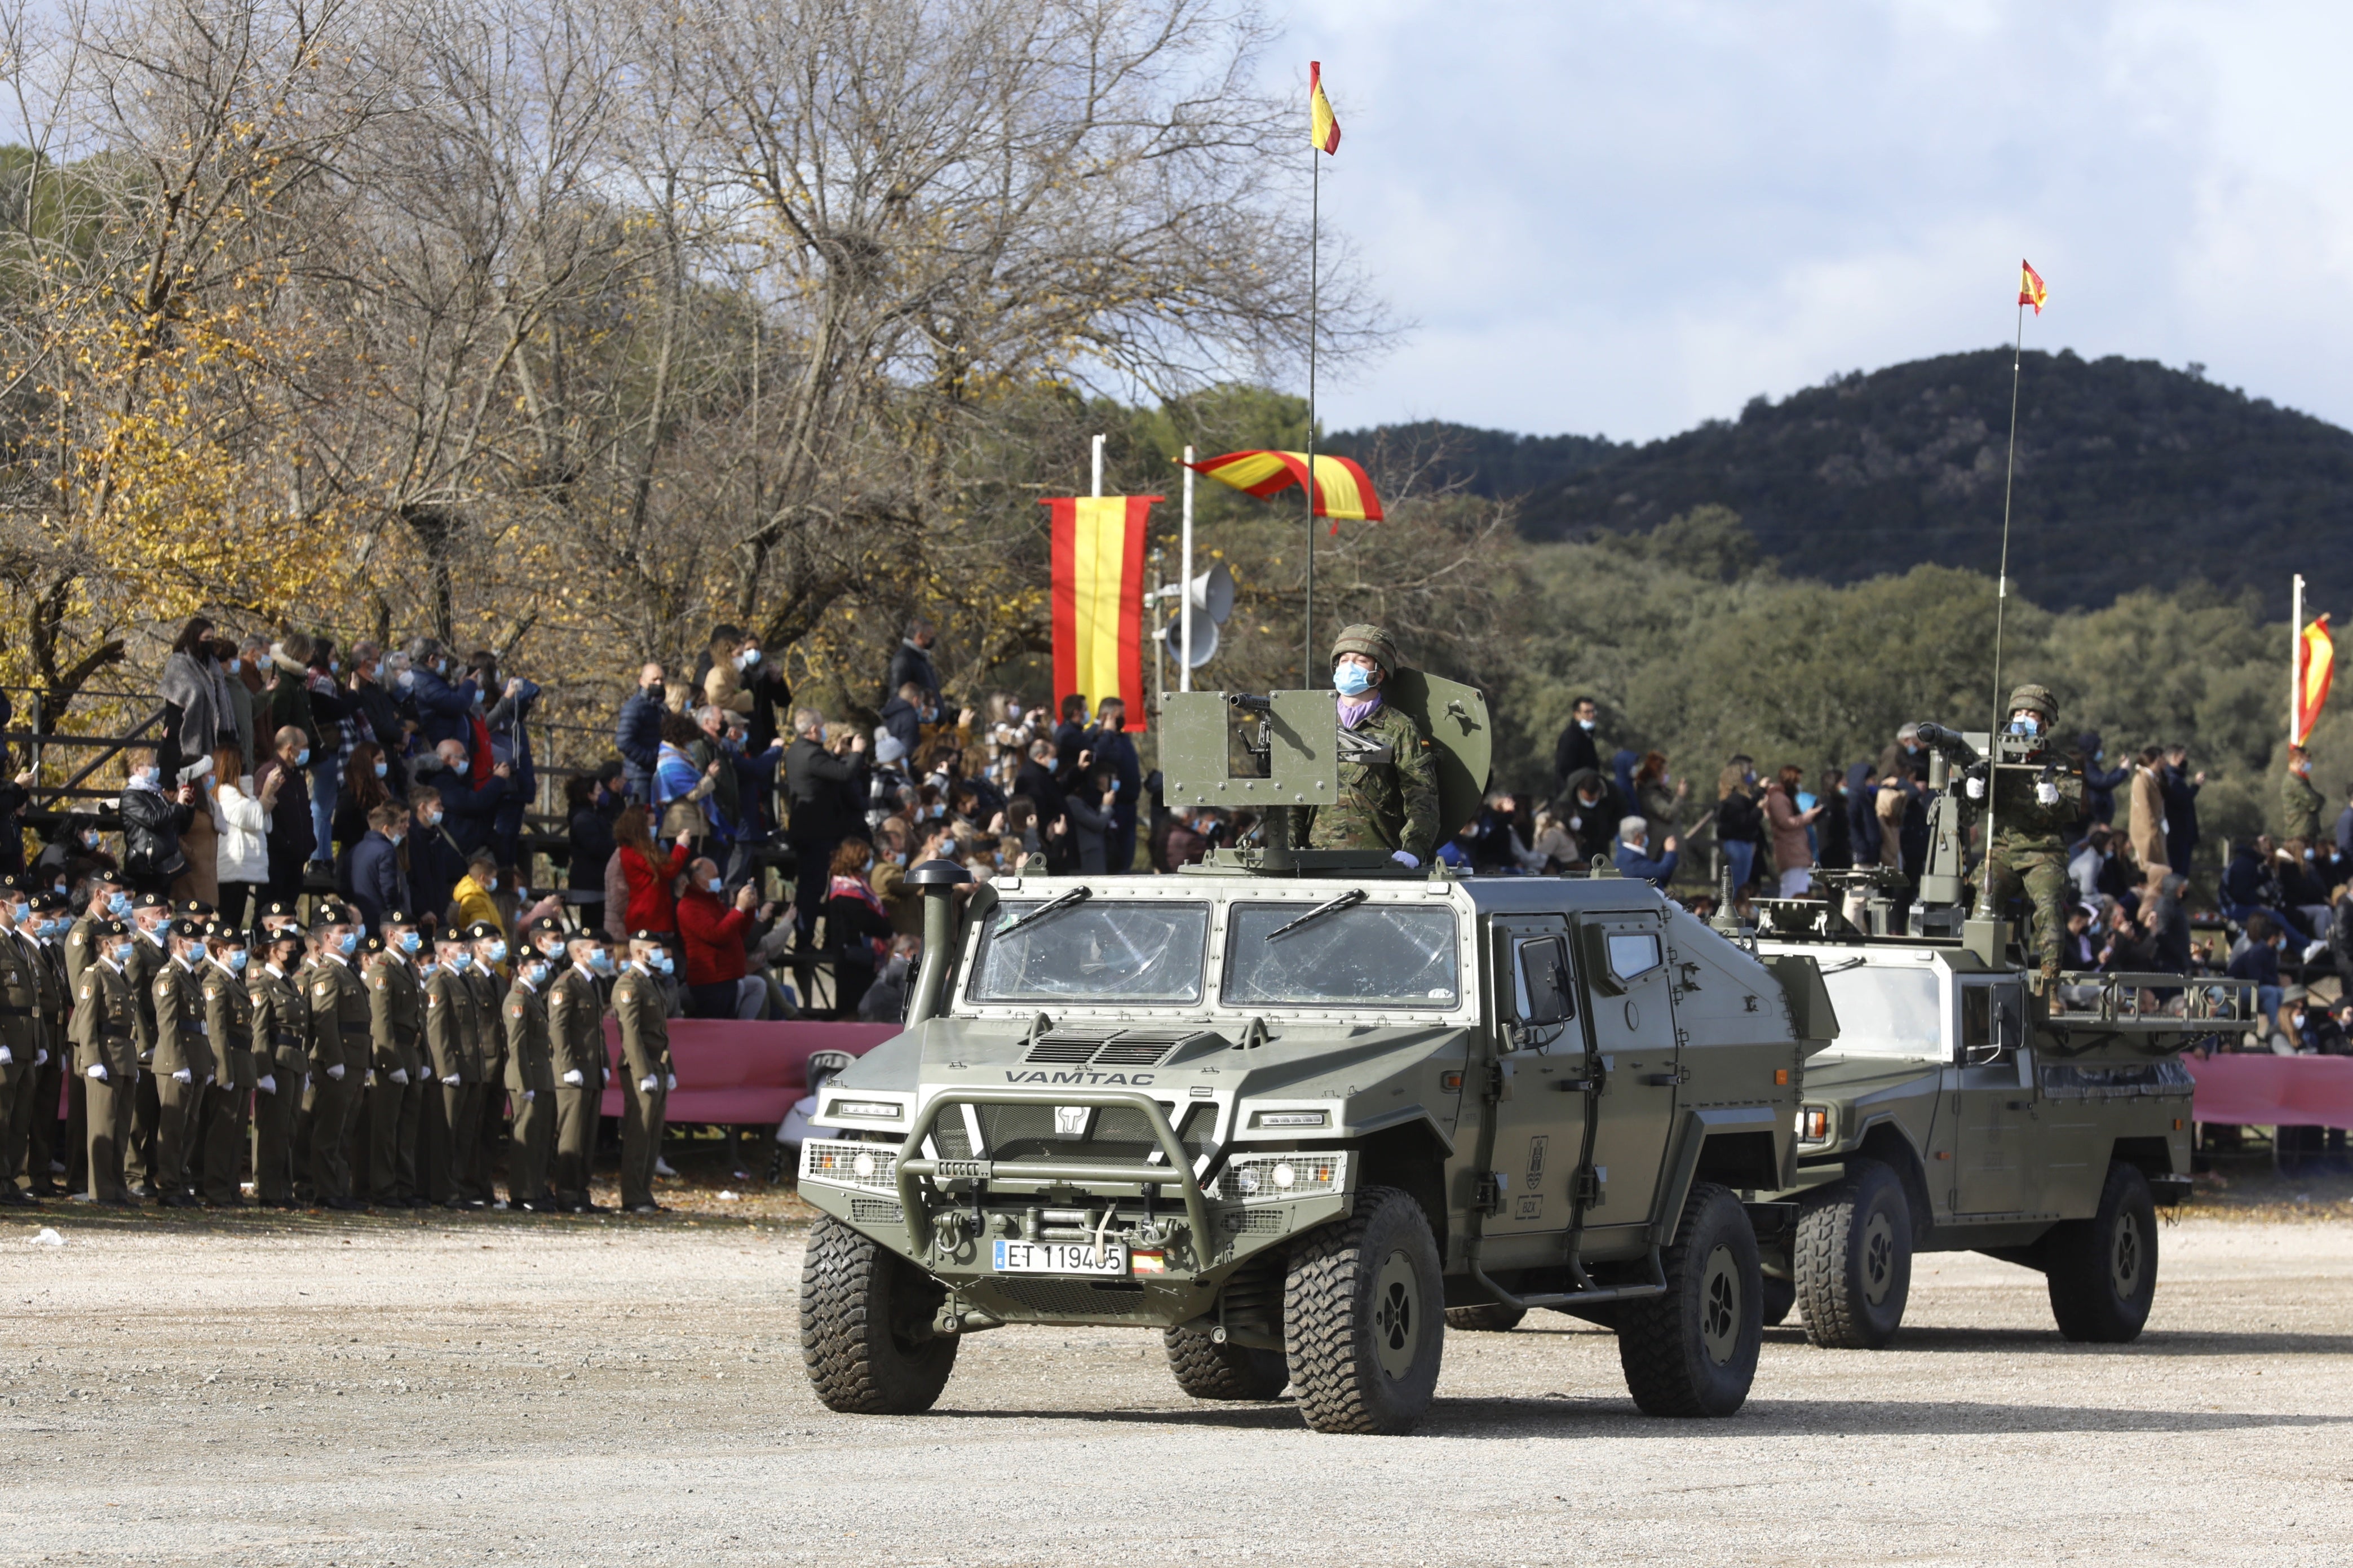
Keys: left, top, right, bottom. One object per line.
{"left": 1187, "top": 449, "right": 1383, "bottom": 534}
{"left": 1310, "top": 61, "right": 1340, "bottom": 154}
{"left": 2019, "top": 259, "right": 2047, "bottom": 315}
{"left": 2297, "top": 613, "right": 2334, "bottom": 745}
{"left": 1045, "top": 495, "right": 1160, "bottom": 730}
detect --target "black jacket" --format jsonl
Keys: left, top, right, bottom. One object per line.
{"left": 119, "top": 783, "right": 194, "bottom": 881}
{"left": 886, "top": 641, "right": 939, "bottom": 703}
{"left": 785, "top": 738, "right": 869, "bottom": 845}
{"left": 568, "top": 796, "right": 621, "bottom": 893}
{"left": 1553, "top": 722, "right": 1600, "bottom": 794}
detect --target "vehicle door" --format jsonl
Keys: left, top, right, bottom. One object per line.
{"left": 1578, "top": 911, "right": 1681, "bottom": 1231}
{"left": 1950, "top": 976, "right": 2038, "bottom": 1215}
{"left": 1481, "top": 915, "right": 1583, "bottom": 1237}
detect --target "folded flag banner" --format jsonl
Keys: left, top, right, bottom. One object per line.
{"left": 1310, "top": 61, "right": 1340, "bottom": 154}
{"left": 1186, "top": 450, "right": 1383, "bottom": 534}
{"left": 2298, "top": 613, "right": 2334, "bottom": 745}
{"left": 1046, "top": 495, "right": 1159, "bottom": 729}
{"left": 2019, "top": 259, "right": 2047, "bottom": 315}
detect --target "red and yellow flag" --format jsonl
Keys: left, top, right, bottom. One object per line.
{"left": 1310, "top": 61, "right": 1340, "bottom": 154}
{"left": 1046, "top": 495, "right": 1159, "bottom": 729}
{"left": 2019, "top": 258, "right": 2047, "bottom": 315}
{"left": 2297, "top": 613, "right": 2334, "bottom": 745}
{"left": 1187, "top": 450, "right": 1382, "bottom": 535}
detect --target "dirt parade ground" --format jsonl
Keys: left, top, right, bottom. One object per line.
{"left": 6, "top": 1190, "right": 2353, "bottom": 1567}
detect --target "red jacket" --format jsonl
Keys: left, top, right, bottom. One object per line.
{"left": 676, "top": 884, "right": 751, "bottom": 985}
{"left": 619, "top": 841, "right": 689, "bottom": 935}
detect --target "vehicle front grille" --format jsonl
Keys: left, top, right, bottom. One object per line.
{"left": 1020, "top": 1028, "right": 1210, "bottom": 1069}
{"left": 987, "top": 1278, "right": 1157, "bottom": 1317}
{"left": 850, "top": 1197, "right": 904, "bottom": 1225}
{"left": 928, "top": 1100, "right": 1218, "bottom": 1169}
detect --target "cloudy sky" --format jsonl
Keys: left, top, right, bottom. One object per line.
{"left": 1275, "top": 0, "right": 2353, "bottom": 444}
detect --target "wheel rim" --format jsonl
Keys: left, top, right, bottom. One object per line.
{"left": 1700, "top": 1243, "right": 1740, "bottom": 1365}
{"left": 1861, "top": 1210, "right": 1897, "bottom": 1307}
{"left": 2109, "top": 1210, "right": 2143, "bottom": 1298}
{"left": 1371, "top": 1248, "right": 1422, "bottom": 1380}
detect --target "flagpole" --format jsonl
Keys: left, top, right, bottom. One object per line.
{"left": 2292, "top": 573, "right": 2306, "bottom": 745}
{"left": 1303, "top": 129, "right": 1319, "bottom": 689}
{"left": 1975, "top": 296, "right": 2027, "bottom": 922}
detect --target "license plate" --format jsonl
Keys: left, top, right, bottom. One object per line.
{"left": 993, "top": 1239, "right": 1129, "bottom": 1275}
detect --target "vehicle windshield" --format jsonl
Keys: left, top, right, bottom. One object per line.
{"left": 1816, "top": 962, "right": 1944, "bottom": 1060}
{"left": 967, "top": 900, "right": 1209, "bottom": 1004}
{"left": 1222, "top": 902, "right": 1460, "bottom": 1009}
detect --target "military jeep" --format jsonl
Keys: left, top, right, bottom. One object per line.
{"left": 794, "top": 680, "right": 1841, "bottom": 1434}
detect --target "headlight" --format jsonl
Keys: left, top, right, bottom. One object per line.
{"left": 1797, "top": 1105, "right": 1832, "bottom": 1145}
{"left": 830, "top": 1099, "right": 902, "bottom": 1120}
{"left": 802, "top": 1141, "right": 900, "bottom": 1189}
{"left": 1213, "top": 1151, "right": 1347, "bottom": 1203}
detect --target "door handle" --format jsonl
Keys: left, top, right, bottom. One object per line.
{"left": 1642, "top": 1069, "right": 1688, "bottom": 1087}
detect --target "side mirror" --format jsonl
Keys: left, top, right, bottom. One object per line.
{"left": 1512, "top": 937, "right": 1574, "bottom": 1031}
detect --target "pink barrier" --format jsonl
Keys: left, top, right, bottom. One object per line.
{"left": 2186, "top": 1052, "right": 2353, "bottom": 1130}
{"left": 595, "top": 1018, "right": 899, "bottom": 1125}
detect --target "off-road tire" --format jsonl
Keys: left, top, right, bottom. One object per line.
{"left": 1162, "top": 1327, "right": 1290, "bottom": 1401}
{"left": 799, "top": 1216, "right": 958, "bottom": 1414}
{"left": 1444, "top": 1303, "right": 1528, "bottom": 1333}
{"left": 1794, "top": 1157, "right": 1913, "bottom": 1349}
{"left": 2043, "top": 1161, "right": 2159, "bottom": 1343}
{"left": 1759, "top": 1273, "right": 1796, "bottom": 1328}
{"left": 1284, "top": 1185, "right": 1445, "bottom": 1435}
{"left": 1615, "top": 1182, "right": 1761, "bottom": 1418}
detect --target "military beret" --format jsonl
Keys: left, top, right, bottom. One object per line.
{"left": 0, "top": 873, "right": 24, "bottom": 893}
{"left": 208, "top": 923, "right": 248, "bottom": 946}
{"left": 309, "top": 902, "right": 353, "bottom": 929}
{"left": 263, "top": 925, "right": 307, "bottom": 948}
{"left": 530, "top": 915, "right": 567, "bottom": 933}
{"left": 134, "top": 892, "right": 173, "bottom": 911}
{"left": 463, "top": 921, "right": 502, "bottom": 941}
{"left": 86, "top": 864, "right": 125, "bottom": 886}
{"left": 169, "top": 916, "right": 206, "bottom": 940}
{"left": 258, "top": 899, "right": 300, "bottom": 921}
{"left": 629, "top": 929, "right": 669, "bottom": 944}
{"left": 32, "top": 892, "right": 65, "bottom": 914}
{"left": 361, "top": 934, "right": 384, "bottom": 954}
{"left": 178, "top": 898, "right": 216, "bottom": 919}
{"left": 382, "top": 909, "right": 414, "bottom": 927}
{"left": 96, "top": 916, "right": 129, "bottom": 938}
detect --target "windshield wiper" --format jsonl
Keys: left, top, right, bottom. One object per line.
{"left": 1265, "top": 888, "right": 1368, "bottom": 941}
{"left": 994, "top": 886, "right": 1093, "bottom": 939}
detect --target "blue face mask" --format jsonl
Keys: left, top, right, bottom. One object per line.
{"left": 705, "top": 876, "right": 724, "bottom": 894}
{"left": 398, "top": 930, "right": 421, "bottom": 954}
{"left": 589, "top": 950, "right": 614, "bottom": 975}
{"left": 486, "top": 940, "right": 507, "bottom": 964}
{"left": 1333, "top": 663, "right": 1374, "bottom": 698}
{"left": 419, "top": 960, "right": 438, "bottom": 978}
{"left": 338, "top": 932, "right": 359, "bottom": 956}
{"left": 294, "top": 748, "right": 312, "bottom": 767}
{"left": 112, "top": 942, "right": 135, "bottom": 966}
{"left": 107, "top": 893, "right": 132, "bottom": 919}
{"left": 651, "top": 951, "right": 674, "bottom": 975}
{"left": 225, "top": 949, "right": 248, "bottom": 973}
{"left": 374, "top": 760, "right": 389, "bottom": 778}
{"left": 524, "top": 962, "right": 549, "bottom": 987}
{"left": 2007, "top": 715, "right": 2041, "bottom": 737}
{"left": 450, "top": 952, "right": 471, "bottom": 972}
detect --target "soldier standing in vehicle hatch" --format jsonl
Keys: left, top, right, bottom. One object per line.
{"left": 1972, "top": 683, "right": 2082, "bottom": 985}
{"left": 1301, "top": 623, "right": 1440, "bottom": 867}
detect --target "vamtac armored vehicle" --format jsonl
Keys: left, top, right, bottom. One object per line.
{"left": 1747, "top": 721, "right": 2257, "bottom": 1349}
{"left": 795, "top": 675, "right": 1843, "bottom": 1434}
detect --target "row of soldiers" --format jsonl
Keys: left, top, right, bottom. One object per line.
{"left": 0, "top": 862, "right": 682, "bottom": 1215}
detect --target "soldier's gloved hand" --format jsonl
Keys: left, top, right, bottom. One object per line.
{"left": 326, "top": 1062, "right": 346, "bottom": 1082}
{"left": 173, "top": 1068, "right": 193, "bottom": 1085}
{"left": 34, "top": 1048, "right": 46, "bottom": 1066}
{"left": 389, "top": 1068, "right": 410, "bottom": 1086}
{"left": 443, "top": 1072, "right": 460, "bottom": 1087}
{"left": 562, "top": 1069, "right": 583, "bottom": 1087}
{"left": 257, "top": 1074, "right": 277, "bottom": 1096}
{"left": 202, "top": 1073, "right": 214, "bottom": 1087}
{"left": 2035, "top": 781, "right": 2061, "bottom": 806}
{"left": 639, "top": 1074, "right": 658, "bottom": 1093}
{"left": 523, "top": 1089, "right": 536, "bottom": 1102}
{"left": 1390, "top": 850, "right": 1421, "bottom": 870}
{"left": 86, "top": 1062, "right": 108, "bottom": 1082}
{"left": 665, "top": 1073, "right": 678, "bottom": 1092}
{"left": 0, "top": 1045, "right": 11, "bottom": 1064}
{"left": 1964, "top": 776, "right": 1985, "bottom": 799}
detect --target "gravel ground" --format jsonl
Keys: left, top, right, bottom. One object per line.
{"left": 3, "top": 1203, "right": 2352, "bottom": 1567}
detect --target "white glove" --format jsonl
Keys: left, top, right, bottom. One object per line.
{"left": 33, "top": 1048, "right": 46, "bottom": 1066}
{"left": 173, "top": 1068, "right": 193, "bottom": 1085}
{"left": 0, "top": 1045, "right": 12, "bottom": 1064}
{"left": 202, "top": 1073, "right": 214, "bottom": 1086}
{"left": 1567, "top": 816, "right": 1581, "bottom": 831}
{"left": 1964, "top": 776, "right": 1985, "bottom": 799}
{"left": 2035, "top": 781, "right": 2060, "bottom": 806}
{"left": 389, "top": 1068, "right": 409, "bottom": 1086}
{"left": 257, "top": 1074, "right": 277, "bottom": 1095}
{"left": 443, "top": 1072, "right": 460, "bottom": 1086}
{"left": 86, "top": 1062, "right": 108, "bottom": 1082}
{"left": 326, "top": 1062, "right": 346, "bottom": 1082}
{"left": 523, "top": 1088, "right": 536, "bottom": 1102}
{"left": 639, "top": 1074, "right": 658, "bottom": 1092}
{"left": 665, "top": 1073, "right": 677, "bottom": 1092}
{"left": 562, "top": 1069, "right": 583, "bottom": 1087}
{"left": 1390, "top": 850, "right": 1420, "bottom": 869}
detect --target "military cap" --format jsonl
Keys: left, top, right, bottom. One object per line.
{"left": 530, "top": 914, "right": 568, "bottom": 935}
{"left": 95, "top": 916, "right": 130, "bottom": 938}
{"left": 0, "top": 873, "right": 23, "bottom": 894}
{"left": 257, "top": 898, "right": 300, "bottom": 923}
{"left": 629, "top": 929, "right": 669, "bottom": 944}
{"left": 1330, "top": 622, "right": 1401, "bottom": 679}
{"left": 32, "top": 892, "right": 65, "bottom": 914}
{"left": 381, "top": 909, "right": 415, "bottom": 927}
{"left": 178, "top": 898, "right": 216, "bottom": 918}
{"left": 133, "top": 891, "right": 173, "bottom": 911}
{"left": 464, "top": 921, "right": 503, "bottom": 941}
{"left": 361, "top": 933, "right": 385, "bottom": 954}
{"left": 262, "top": 924, "right": 307, "bottom": 949}
{"left": 208, "top": 923, "right": 249, "bottom": 946}
{"left": 86, "top": 864, "right": 125, "bottom": 886}
{"left": 309, "top": 901, "right": 354, "bottom": 929}
{"left": 169, "top": 916, "right": 206, "bottom": 940}
{"left": 2007, "top": 684, "right": 2058, "bottom": 724}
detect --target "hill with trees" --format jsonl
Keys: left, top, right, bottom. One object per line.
{"left": 1333, "top": 350, "right": 2353, "bottom": 612}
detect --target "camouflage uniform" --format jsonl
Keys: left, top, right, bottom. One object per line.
{"left": 1979, "top": 684, "right": 2082, "bottom": 978}
{"left": 2282, "top": 762, "right": 2326, "bottom": 845}
{"left": 1301, "top": 624, "right": 1441, "bottom": 861}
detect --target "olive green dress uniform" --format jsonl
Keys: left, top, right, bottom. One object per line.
{"left": 247, "top": 958, "right": 311, "bottom": 1204}
{"left": 546, "top": 964, "right": 605, "bottom": 1208}
{"left": 19, "top": 924, "right": 68, "bottom": 1197}
{"left": 123, "top": 923, "right": 168, "bottom": 1189}
{"left": 70, "top": 953, "right": 139, "bottom": 1203}
{"left": 198, "top": 958, "right": 255, "bottom": 1206}
{"left": 502, "top": 973, "right": 555, "bottom": 1206}
{"left": 151, "top": 951, "right": 215, "bottom": 1199}
{"left": 612, "top": 961, "right": 673, "bottom": 1211}
{"left": 303, "top": 953, "right": 370, "bottom": 1203}
{"left": 462, "top": 959, "right": 506, "bottom": 1203}
{"left": 60, "top": 914, "right": 106, "bottom": 1196}
{"left": 0, "top": 918, "right": 39, "bottom": 1197}
{"left": 363, "top": 947, "right": 426, "bottom": 1204}
{"left": 420, "top": 964, "right": 478, "bottom": 1204}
